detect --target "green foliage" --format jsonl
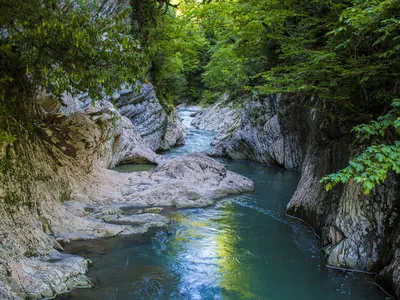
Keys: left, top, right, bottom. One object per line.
{"left": 256, "top": 0, "right": 400, "bottom": 113}
{"left": 0, "top": 134, "right": 16, "bottom": 144}
{"left": 1, "top": 0, "right": 399, "bottom": 195}
{"left": 321, "top": 99, "right": 400, "bottom": 194}
{"left": 203, "top": 44, "right": 246, "bottom": 92}
{"left": 190, "top": 0, "right": 400, "bottom": 108}
{"left": 147, "top": 7, "right": 209, "bottom": 105}
{"left": 321, "top": 142, "right": 400, "bottom": 194}
{"left": 0, "top": 0, "right": 209, "bottom": 111}
{"left": 0, "top": 0, "right": 144, "bottom": 105}
{"left": 187, "top": 0, "right": 400, "bottom": 193}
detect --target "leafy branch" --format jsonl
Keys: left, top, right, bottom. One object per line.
{"left": 321, "top": 99, "right": 400, "bottom": 194}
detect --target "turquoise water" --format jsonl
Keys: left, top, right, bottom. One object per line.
{"left": 58, "top": 109, "right": 389, "bottom": 300}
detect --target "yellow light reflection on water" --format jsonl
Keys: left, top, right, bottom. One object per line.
{"left": 215, "top": 201, "right": 261, "bottom": 300}
{"left": 170, "top": 202, "right": 261, "bottom": 299}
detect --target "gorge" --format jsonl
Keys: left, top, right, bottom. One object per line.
{"left": 58, "top": 107, "right": 389, "bottom": 299}
{"left": 1, "top": 0, "right": 399, "bottom": 299}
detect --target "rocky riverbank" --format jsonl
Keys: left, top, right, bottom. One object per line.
{"left": 0, "top": 87, "right": 253, "bottom": 299}
{"left": 194, "top": 94, "right": 400, "bottom": 298}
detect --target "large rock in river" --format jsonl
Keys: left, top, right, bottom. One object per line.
{"left": 76, "top": 153, "right": 254, "bottom": 208}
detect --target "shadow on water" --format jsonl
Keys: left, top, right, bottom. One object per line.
{"left": 113, "top": 164, "right": 156, "bottom": 173}
{"left": 58, "top": 109, "right": 390, "bottom": 300}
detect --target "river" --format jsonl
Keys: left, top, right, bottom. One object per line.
{"left": 58, "top": 108, "right": 389, "bottom": 300}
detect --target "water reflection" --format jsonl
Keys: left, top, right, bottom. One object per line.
{"left": 166, "top": 202, "right": 252, "bottom": 300}
{"left": 62, "top": 185, "right": 387, "bottom": 299}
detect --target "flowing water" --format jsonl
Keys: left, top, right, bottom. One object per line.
{"left": 59, "top": 108, "right": 389, "bottom": 300}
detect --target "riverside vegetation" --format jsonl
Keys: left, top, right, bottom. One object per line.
{"left": 0, "top": 0, "right": 400, "bottom": 299}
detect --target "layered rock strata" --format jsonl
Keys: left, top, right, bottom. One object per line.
{"left": 114, "top": 82, "right": 187, "bottom": 152}
{"left": 199, "top": 95, "right": 305, "bottom": 170}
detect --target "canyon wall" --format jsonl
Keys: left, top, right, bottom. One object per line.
{"left": 114, "top": 82, "right": 187, "bottom": 152}
{"left": 0, "top": 86, "right": 253, "bottom": 299}
{"left": 195, "top": 94, "right": 400, "bottom": 297}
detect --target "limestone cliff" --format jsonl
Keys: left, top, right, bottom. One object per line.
{"left": 0, "top": 92, "right": 253, "bottom": 299}
{"left": 201, "top": 95, "right": 305, "bottom": 170}
{"left": 0, "top": 94, "right": 160, "bottom": 299}
{"left": 191, "top": 94, "right": 240, "bottom": 132}
{"left": 114, "top": 82, "right": 187, "bottom": 152}
{"left": 197, "top": 94, "right": 400, "bottom": 298}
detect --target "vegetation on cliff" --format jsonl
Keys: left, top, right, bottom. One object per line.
{"left": 0, "top": 0, "right": 399, "bottom": 192}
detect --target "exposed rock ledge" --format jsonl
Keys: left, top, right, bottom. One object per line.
{"left": 114, "top": 81, "right": 187, "bottom": 152}
{"left": 195, "top": 94, "right": 400, "bottom": 298}
{"left": 195, "top": 95, "right": 305, "bottom": 170}
{"left": 191, "top": 95, "right": 240, "bottom": 132}
{"left": 0, "top": 94, "right": 253, "bottom": 299}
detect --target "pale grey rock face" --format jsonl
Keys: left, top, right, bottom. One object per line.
{"left": 283, "top": 100, "right": 400, "bottom": 297}
{"left": 111, "top": 213, "right": 170, "bottom": 228}
{"left": 114, "top": 82, "right": 187, "bottom": 151}
{"left": 10, "top": 251, "right": 91, "bottom": 299}
{"left": 60, "top": 94, "right": 161, "bottom": 168}
{"left": 60, "top": 80, "right": 187, "bottom": 154}
{"left": 203, "top": 95, "right": 305, "bottom": 170}
{"left": 191, "top": 95, "right": 239, "bottom": 132}
{"left": 75, "top": 153, "right": 254, "bottom": 209}
{"left": 89, "top": 206, "right": 169, "bottom": 228}
{"left": 91, "top": 205, "right": 123, "bottom": 221}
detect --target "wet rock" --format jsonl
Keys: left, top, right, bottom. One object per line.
{"left": 10, "top": 251, "right": 91, "bottom": 299}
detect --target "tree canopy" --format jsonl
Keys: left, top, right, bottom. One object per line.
{"left": 183, "top": 0, "right": 400, "bottom": 194}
